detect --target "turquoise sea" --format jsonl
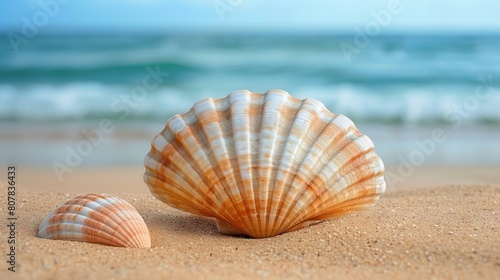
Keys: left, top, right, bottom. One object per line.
{"left": 1, "top": 34, "right": 499, "bottom": 167}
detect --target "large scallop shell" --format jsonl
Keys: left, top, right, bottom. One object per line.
{"left": 144, "top": 89, "right": 385, "bottom": 238}
{"left": 38, "top": 193, "right": 151, "bottom": 248}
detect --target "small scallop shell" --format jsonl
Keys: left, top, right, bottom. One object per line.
{"left": 144, "top": 89, "right": 386, "bottom": 238}
{"left": 38, "top": 194, "right": 151, "bottom": 248}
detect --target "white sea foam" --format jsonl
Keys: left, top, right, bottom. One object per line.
{"left": 1, "top": 82, "right": 498, "bottom": 125}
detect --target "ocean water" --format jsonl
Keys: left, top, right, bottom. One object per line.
{"left": 1, "top": 34, "right": 500, "bottom": 124}
{"left": 1, "top": 34, "right": 499, "bottom": 167}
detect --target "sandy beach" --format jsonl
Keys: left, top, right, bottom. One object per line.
{"left": 0, "top": 166, "right": 499, "bottom": 280}
{"left": 2, "top": 3, "right": 500, "bottom": 278}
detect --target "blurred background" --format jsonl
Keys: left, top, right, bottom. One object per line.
{"left": 1, "top": 1, "right": 499, "bottom": 185}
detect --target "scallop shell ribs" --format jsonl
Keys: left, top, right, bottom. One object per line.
{"left": 144, "top": 89, "right": 385, "bottom": 238}
{"left": 38, "top": 193, "right": 151, "bottom": 248}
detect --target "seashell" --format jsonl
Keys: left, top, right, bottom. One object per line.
{"left": 38, "top": 193, "right": 151, "bottom": 248}
{"left": 144, "top": 89, "right": 385, "bottom": 238}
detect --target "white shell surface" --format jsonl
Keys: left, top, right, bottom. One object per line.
{"left": 144, "top": 89, "right": 386, "bottom": 238}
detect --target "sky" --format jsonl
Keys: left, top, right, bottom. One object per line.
{"left": 1, "top": 0, "right": 500, "bottom": 34}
